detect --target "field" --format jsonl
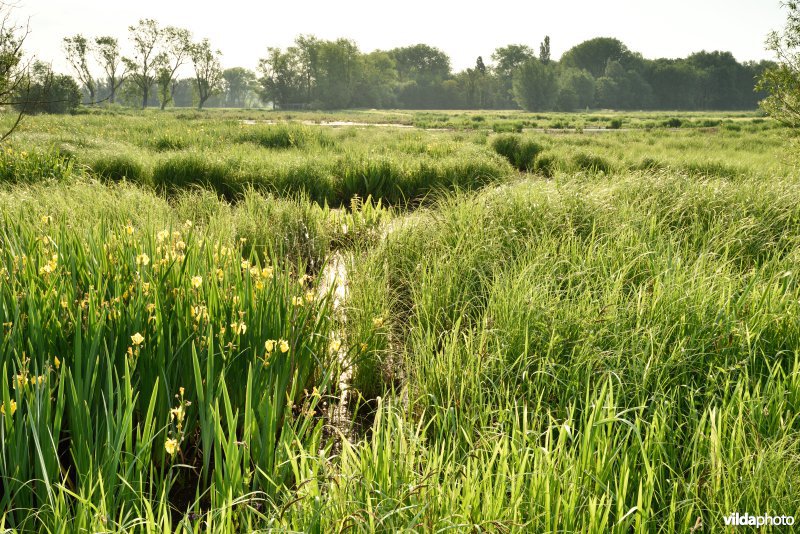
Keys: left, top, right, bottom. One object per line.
{"left": 1, "top": 109, "right": 799, "bottom": 532}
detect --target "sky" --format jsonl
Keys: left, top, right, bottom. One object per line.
{"left": 16, "top": 0, "right": 788, "bottom": 75}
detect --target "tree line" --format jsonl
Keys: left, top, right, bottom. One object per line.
{"left": 41, "top": 20, "right": 775, "bottom": 112}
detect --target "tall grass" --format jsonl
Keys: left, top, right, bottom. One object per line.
{"left": 1, "top": 113, "right": 798, "bottom": 532}
{"left": 0, "top": 178, "right": 339, "bottom": 531}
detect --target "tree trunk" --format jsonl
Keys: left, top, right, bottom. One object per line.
{"left": 142, "top": 86, "right": 148, "bottom": 109}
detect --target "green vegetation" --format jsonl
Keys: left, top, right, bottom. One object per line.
{"left": 57, "top": 18, "right": 771, "bottom": 112}
{"left": 758, "top": 1, "right": 800, "bottom": 127}
{"left": 0, "top": 109, "right": 798, "bottom": 532}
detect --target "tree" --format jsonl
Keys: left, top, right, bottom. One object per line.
{"left": 758, "top": 1, "right": 800, "bottom": 126}
{"left": 561, "top": 37, "right": 639, "bottom": 78}
{"left": 95, "top": 36, "right": 125, "bottom": 104}
{"left": 491, "top": 44, "right": 535, "bottom": 107}
{"left": 314, "top": 38, "right": 361, "bottom": 108}
{"left": 513, "top": 58, "right": 558, "bottom": 111}
{"left": 190, "top": 38, "right": 223, "bottom": 109}
{"left": 0, "top": 2, "right": 30, "bottom": 139}
{"left": 559, "top": 68, "right": 595, "bottom": 109}
{"left": 389, "top": 44, "right": 451, "bottom": 108}
{"left": 593, "top": 60, "right": 653, "bottom": 109}
{"left": 539, "top": 36, "right": 551, "bottom": 65}
{"left": 645, "top": 59, "right": 703, "bottom": 109}
{"left": 354, "top": 51, "right": 397, "bottom": 108}
{"left": 594, "top": 76, "right": 619, "bottom": 109}
{"left": 294, "top": 35, "right": 319, "bottom": 103}
{"left": 687, "top": 51, "right": 743, "bottom": 109}
{"left": 222, "top": 67, "right": 258, "bottom": 107}
{"left": 63, "top": 34, "right": 95, "bottom": 103}
{"left": 16, "top": 61, "right": 81, "bottom": 114}
{"left": 460, "top": 56, "right": 493, "bottom": 108}
{"left": 390, "top": 44, "right": 451, "bottom": 84}
{"left": 155, "top": 26, "right": 192, "bottom": 109}
{"left": 123, "top": 19, "right": 162, "bottom": 109}
{"left": 476, "top": 56, "right": 486, "bottom": 74}
{"left": 169, "top": 78, "right": 194, "bottom": 107}
{"left": 258, "top": 47, "right": 304, "bottom": 108}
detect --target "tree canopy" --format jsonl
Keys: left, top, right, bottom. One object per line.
{"left": 51, "top": 22, "right": 775, "bottom": 112}
{"left": 758, "top": 1, "right": 800, "bottom": 126}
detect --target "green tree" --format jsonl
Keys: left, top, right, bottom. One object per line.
{"left": 258, "top": 47, "right": 304, "bottom": 108}
{"left": 314, "top": 38, "right": 361, "bottom": 108}
{"left": 16, "top": 61, "right": 81, "bottom": 114}
{"left": 155, "top": 26, "right": 192, "bottom": 110}
{"left": 687, "top": 51, "right": 743, "bottom": 109}
{"left": 389, "top": 44, "right": 451, "bottom": 108}
{"left": 758, "top": 1, "right": 800, "bottom": 125}
{"left": 354, "top": 51, "right": 397, "bottom": 108}
{"left": 513, "top": 58, "right": 558, "bottom": 111}
{"left": 561, "top": 37, "right": 639, "bottom": 78}
{"left": 558, "top": 68, "right": 595, "bottom": 110}
{"left": 539, "top": 36, "right": 551, "bottom": 65}
{"left": 491, "top": 44, "right": 535, "bottom": 107}
{"left": 594, "top": 76, "right": 619, "bottom": 109}
{"left": 123, "top": 19, "right": 162, "bottom": 109}
{"left": 453, "top": 56, "right": 494, "bottom": 109}
{"left": 0, "top": 3, "right": 32, "bottom": 139}
{"left": 645, "top": 59, "right": 703, "bottom": 109}
{"left": 63, "top": 34, "right": 95, "bottom": 103}
{"left": 222, "top": 67, "right": 258, "bottom": 108}
{"left": 591, "top": 60, "right": 653, "bottom": 109}
{"left": 294, "top": 35, "right": 319, "bottom": 103}
{"left": 190, "top": 38, "right": 223, "bottom": 109}
{"left": 95, "top": 36, "right": 125, "bottom": 104}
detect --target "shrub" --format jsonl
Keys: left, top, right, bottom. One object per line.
{"left": 15, "top": 62, "right": 81, "bottom": 115}
{"left": 609, "top": 118, "right": 623, "bottom": 129}
{"left": 663, "top": 117, "right": 683, "bottom": 128}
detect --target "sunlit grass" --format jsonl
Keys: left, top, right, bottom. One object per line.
{"left": 0, "top": 110, "right": 798, "bottom": 531}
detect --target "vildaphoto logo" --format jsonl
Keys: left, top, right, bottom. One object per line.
{"left": 724, "top": 512, "right": 795, "bottom": 527}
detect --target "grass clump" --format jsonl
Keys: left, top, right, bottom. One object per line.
{"left": 0, "top": 147, "right": 75, "bottom": 184}
{"left": 152, "top": 153, "right": 239, "bottom": 197}
{"left": 490, "top": 133, "right": 544, "bottom": 171}
{"left": 572, "top": 151, "right": 613, "bottom": 173}
{"left": 491, "top": 120, "right": 524, "bottom": 133}
{"left": 682, "top": 159, "right": 744, "bottom": 179}
{"left": 237, "top": 124, "right": 332, "bottom": 149}
{"left": 89, "top": 153, "right": 148, "bottom": 184}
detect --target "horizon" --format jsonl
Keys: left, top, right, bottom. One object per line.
{"left": 19, "top": 0, "right": 786, "bottom": 76}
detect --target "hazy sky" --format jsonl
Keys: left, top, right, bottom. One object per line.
{"left": 18, "top": 0, "right": 787, "bottom": 75}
